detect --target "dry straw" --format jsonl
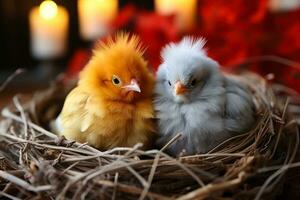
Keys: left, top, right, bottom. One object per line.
{"left": 0, "top": 67, "right": 300, "bottom": 199}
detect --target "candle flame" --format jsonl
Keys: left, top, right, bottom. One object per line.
{"left": 39, "top": 0, "right": 58, "bottom": 20}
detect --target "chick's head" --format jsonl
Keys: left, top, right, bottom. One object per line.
{"left": 157, "top": 37, "right": 221, "bottom": 103}
{"left": 79, "top": 33, "right": 154, "bottom": 103}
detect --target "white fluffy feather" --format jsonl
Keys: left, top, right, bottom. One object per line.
{"left": 161, "top": 37, "right": 207, "bottom": 62}
{"left": 154, "top": 36, "right": 255, "bottom": 156}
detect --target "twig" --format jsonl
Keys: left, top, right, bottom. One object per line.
{"left": 61, "top": 153, "right": 121, "bottom": 163}
{"left": 228, "top": 55, "right": 300, "bottom": 70}
{"left": 0, "top": 191, "right": 22, "bottom": 200}
{"left": 145, "top": 149, "right": 206, "bottom": 187}
{"left": 160, "top": 133, "right": 182, "bottom": 152}
{"left": 61, "top": 161, "right": 80, "bottom": 175}
{"left": 80, "top": 182, "right": 94, "bottom": 200}
{"left": 257, "top": 161, "right": 300, "bottom": 173}
{"left": 254, "top": 124, "right": 300, "bottom": 200}
{"left": 97, "top": 180, "right": 172, "bottom": 200}
{"left": 177, "top": 172, "right": 246, "bottom": 200}
{"left": 2, "top": 108, "right": 57, "bottom": 139}
{"left": 121, "top": 160, "right": 149, "bottom": 188}
{"left": 270, "top": 97, "right": 289, "bottom": 158}
{"left": 0, "top": 131, "right": 95, "bottom": 156}
{"left": 13, "top": 96, "right": 28, "bottom": 139}
{"left": 139, "top": 153, "right": 160, "bottom": 200}
{"left": 81, "top": 143, "right": 146, "bottom": 186}
{"left": 182, "top": 153, "right": 246, "bottom": 159}
{"left": 2, "top": 108, "right": 109, "bottom": 154}
{"left": 0, "top": 68, "right": 25, "bottom": 93}
{"left": 112, "top": 172, "right": 119, "bottom": 200}
{"left": 0, "top": 170, "right": 53, "bottom": 192}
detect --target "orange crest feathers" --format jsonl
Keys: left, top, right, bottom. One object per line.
{"left": 93, "top": 32, "right": 146, "bottom": 57}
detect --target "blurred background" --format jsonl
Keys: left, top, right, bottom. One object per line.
{"left": 1, "top": 0, "right": 300, "bottom": 99}
{"left": 0, "top": 0, "right": 153, "bottom": 69}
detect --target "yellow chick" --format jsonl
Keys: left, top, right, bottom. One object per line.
{"left": 53, "top": 33, "right": 156, "bottom": 150}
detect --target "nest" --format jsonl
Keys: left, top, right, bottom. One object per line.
{"left": 0, "top": 72, "right": 300, "bottom": 200}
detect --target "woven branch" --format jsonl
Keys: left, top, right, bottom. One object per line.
{"left": 0, "top": 72, "right": 300, "bottom": 200}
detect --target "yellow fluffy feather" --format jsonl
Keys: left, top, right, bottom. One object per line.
{"left": 55, "top": 33, "right": 156, "bottom": 150}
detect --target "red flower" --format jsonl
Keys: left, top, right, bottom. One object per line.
{"left": 135, "top": 12, "right": 180, "bottom": 70}
{"left": 199, "top": 0, "right": 268, "bottom": 31}
{"left": 64, "top": 1, "right": 300, "bottom": 92}
{"left": 65, "top": 49, "right": 91, "bottom": 79}
{"left": 111, "top": 4, "right": 137, "bottom": 30}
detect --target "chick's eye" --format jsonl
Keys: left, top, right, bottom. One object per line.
{"left": 168, "top": 80, "right": 172, "bottom": 86}
{"left": 112, "top": 75, "right": 121, "bottom": 86}
{"left": 190, "top": 79, "right": 197, "bottom": 87}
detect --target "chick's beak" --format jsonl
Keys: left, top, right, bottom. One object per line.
{"left": 175, "top": 81, "right": 187, "bottom": 95}
{"left": 122, "top": 79, "right": 141, "bottom": 93}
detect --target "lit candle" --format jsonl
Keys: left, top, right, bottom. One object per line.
{"left": 29, "top": 0, "right": 69, "bottom": 59}
{"left": 269, "top": 0, "right": 300, "bottom": 11}
{"left": 155, "top": 0, "right": 197, "bottom": 31}
{"left": 78, "top": 0, "right": 118, "bottom": 41}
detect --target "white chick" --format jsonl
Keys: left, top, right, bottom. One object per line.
{"left": 154, "top": 37, "right": 255, "bottom": 156}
